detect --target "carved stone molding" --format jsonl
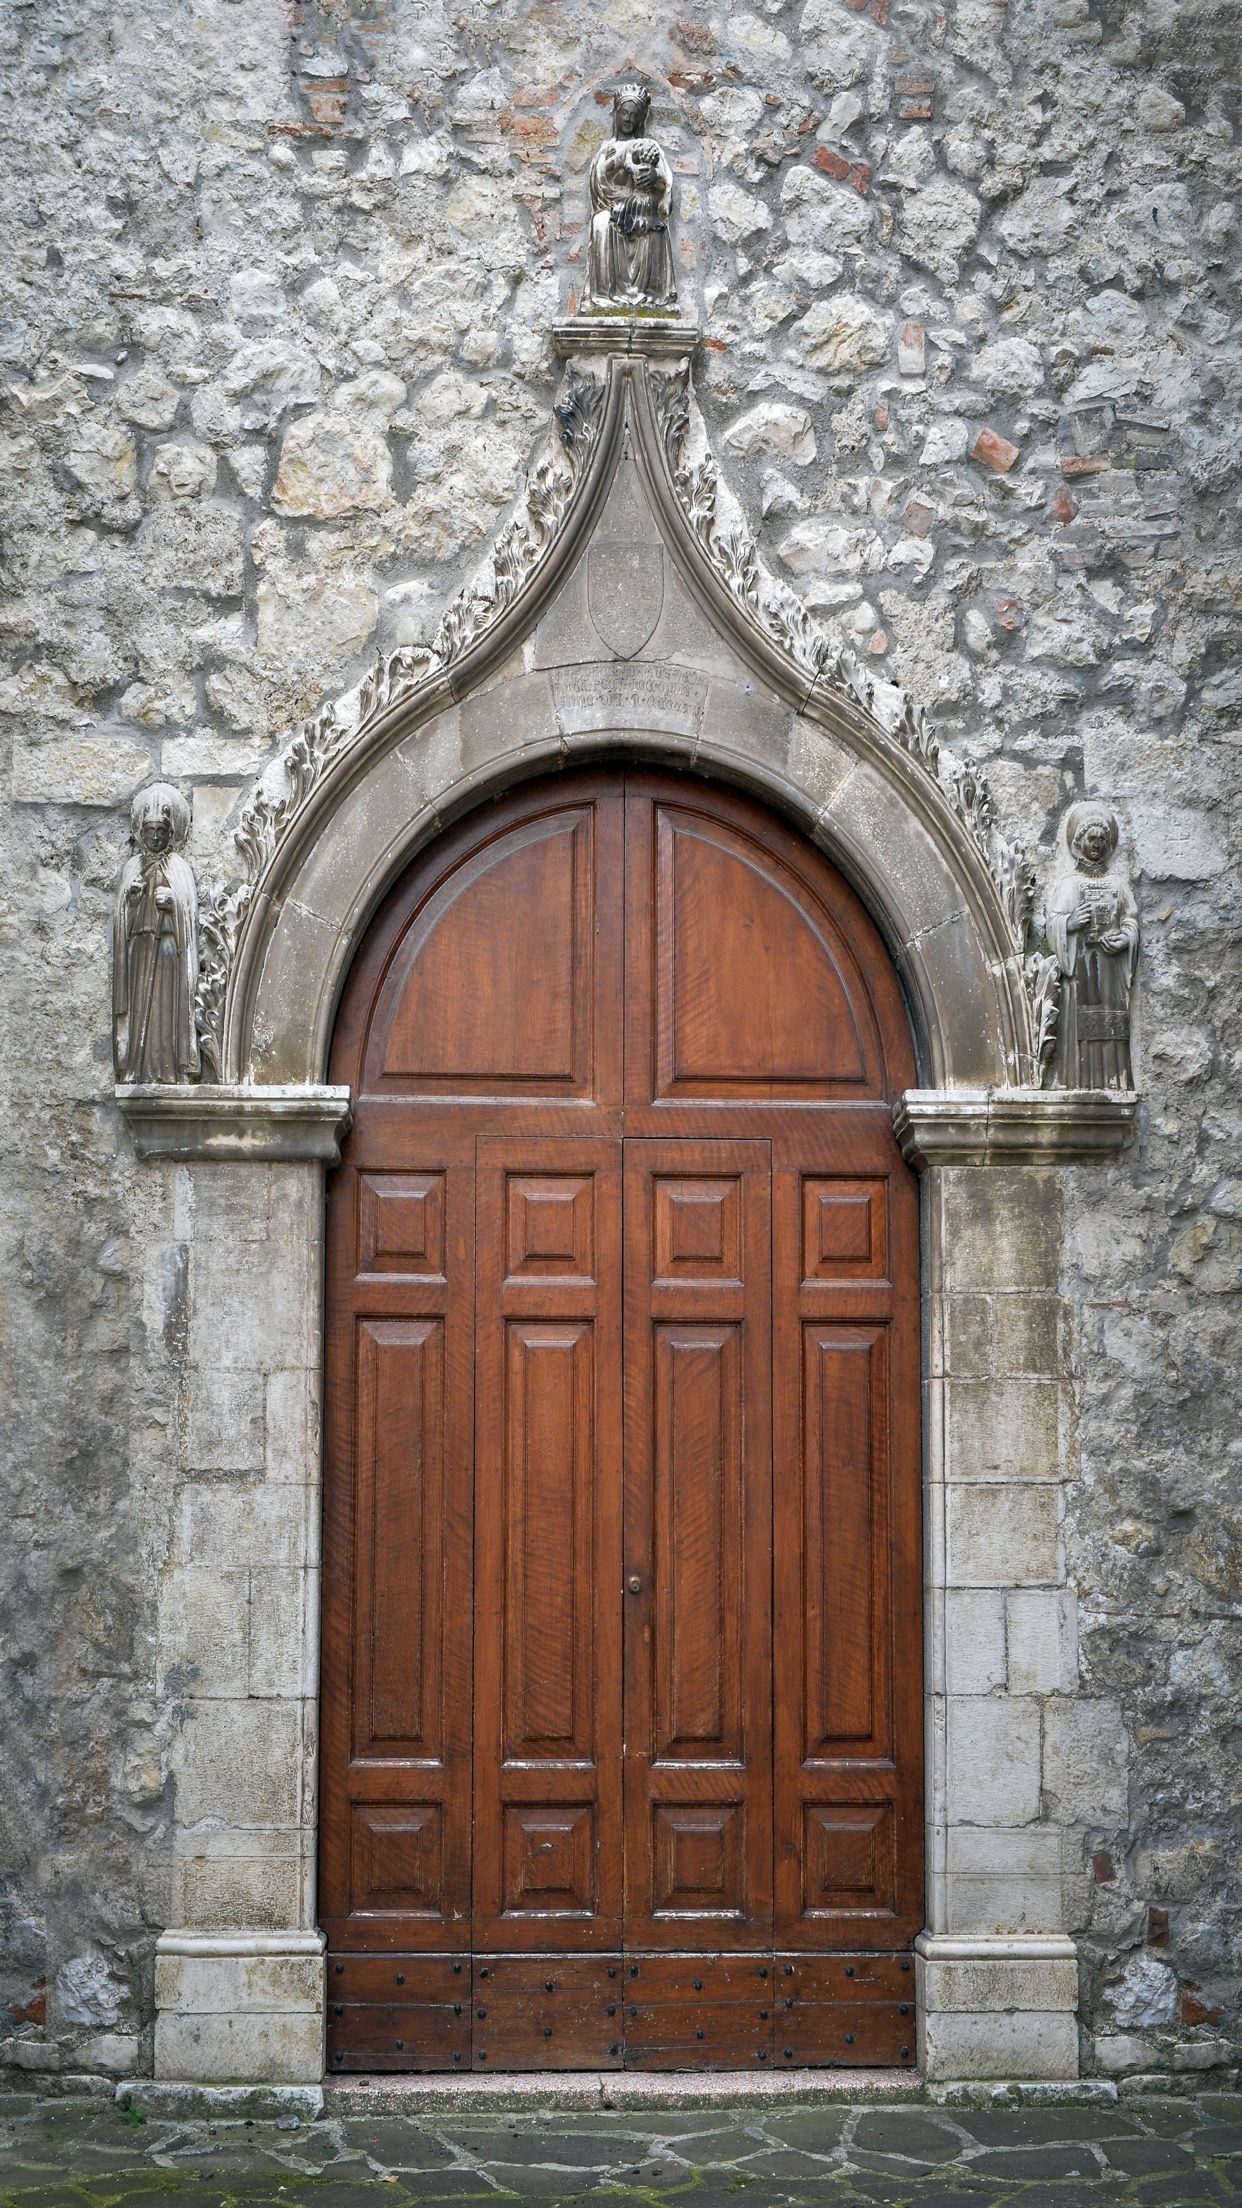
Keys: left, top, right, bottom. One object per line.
{"left": 194, "top": 359, "right": 609, "bottom": 1077}
{"left": 917, "top": 1935, "right": 1079, "bottom": 1963}
{"left": 643, "top": 359, "right": 1042, "bottom": 980}
{"left": 174, "top": 321, "right": 1143, "bottom": 1115}
{"left": 894, "top": 1087, "right": 1138, "bottom": 1168}
{"left": 553, "top": 317, "right": 701, "bottom": 360}
{"left": 117, "top": 1083, "right": 353, "bottom": 1163}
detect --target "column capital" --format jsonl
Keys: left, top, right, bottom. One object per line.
{"left": 117, "top": 1083, "right": 353, "bottom": 1163}
{"left": 895, "top": 1087, "right": 1137, "bottom": 1169}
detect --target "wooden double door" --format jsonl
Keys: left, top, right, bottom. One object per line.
{"left": 320, "top": 768, "right": 923, "bottom": 2073}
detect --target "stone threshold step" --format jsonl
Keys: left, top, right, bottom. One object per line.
{"left": 108, "top": 2072, "right": 1123, "bottom": 2122}
{"left": 327, "top": 2068, "right": 922, "bottom": 2111}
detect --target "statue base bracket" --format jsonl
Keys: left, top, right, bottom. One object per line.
{"left": 553, "top": 315, "right": 701, "bottom": 361}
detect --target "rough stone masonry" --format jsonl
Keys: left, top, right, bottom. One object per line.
{"left": 0, "top": 0, "right": 1238, "bottom": 2085}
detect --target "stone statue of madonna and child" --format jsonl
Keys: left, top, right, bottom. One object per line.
{"left": 586, "top": 84, "right": 677, "bottom": 312}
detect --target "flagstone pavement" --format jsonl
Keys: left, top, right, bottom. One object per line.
{"left": 1, "top": 2088, "right": 1239, "bottom": 2208}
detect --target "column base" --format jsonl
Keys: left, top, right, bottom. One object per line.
{"left": 917, "top": 1935, "right": 1080, "bottom": 2083}
{"left": 155, "top": 1931, "right": 325, "bottom": 2086}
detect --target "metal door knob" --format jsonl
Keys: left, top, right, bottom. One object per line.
{"left": 627, "top": 1575, "right": 642, "bottom": 1594}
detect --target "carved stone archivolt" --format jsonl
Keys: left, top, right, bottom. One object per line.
{"left": 114, "top": 118, "right": 1137, "bottom": 1105}
{"left": 193, "top": 361, "right": 608, "bottom": 1077}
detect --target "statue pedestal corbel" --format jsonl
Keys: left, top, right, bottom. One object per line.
{"left": 553, "top": 315, "right": 701, "bottom": 361}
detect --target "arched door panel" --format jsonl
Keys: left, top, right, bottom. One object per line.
{"left": 321, "top": 766, "right": 922, "bottom": 2075}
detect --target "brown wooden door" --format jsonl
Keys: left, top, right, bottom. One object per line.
{"left": 321, "top": 768, "right": 922, "bottom": 2075}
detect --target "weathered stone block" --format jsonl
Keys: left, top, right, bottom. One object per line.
{"left": 159, "top": 1570, "right": 249, "bottom": 1699}
{"left": 946, "top": 1697, "right": 1042, "bottom": 1826}
{"left": 190, "top": 1246, "right": 316, "bottom": 1373}
{"left": 921, "top": 1956, "right": 1078, "bottom": 2013}
{"left": 176, "top": 1164, "right": 272, "bottom": 1244}
{"left": 945, "top": 1294, "right": 993, "bottom": 1376}
{"left": 944, "top": 1825, "right": 1064, "bottom": 1937}
{"left": 173, "top": 1699, "right": 304, "bottom": 1829}
{"left": 176, "top": 1484, "right": 314, "bottom": 1571}
{"left": 944, "top": 1588, "right": 1006, "bottom": 1694}
{"left": 155, "top": 1952, "right": 323, "bottom": 2017}
{"left": 942, "top": 1171, "right": 1061, "bottom": 1293}
{"left": 248, "top": 1569, "right": 313, "bottom": 1700}
{"left": 550, "top": 658, "right": 708, "bottom": 741}
{"left": 923, "top": 2009, "right": 1078, "bottom": 2081}
{"left": 176, "top": 1854, "right": 305, "bottom": 1934}
{"left": 267, "top": 1158, "right": 323, "bottom": 1240}
{"left": 249, "top": 904, "right": 343, "bottom": 1084}
{"left": 77, "top": 2032, "right": 141, "bottom": 2075}
{"left": 702, "top": 678, "right": 794, "bottom": 772}
{"left": 185, "top": 1363, "right": 265, "bottom": 1475}
{"left": 894, "top": 914, "right": 1008, "bottom": 1088}
{"left": 787, "top": 718, "right": 855, "bottom": 813}
{"left": 264, "top": 1367, "right": 321, "bottom": 1484}
{"left": 12, "top": 729, "right": 154, "bottom": 806}
{"left": 284, "top": 747, "right": 434, "bottom": 934}
{"left": 994, "top": 1294, "right": 1062, "bottom": 1376}
{"left": 393, "top": 708, "right": 465, "bottom": 809}
{"left": 946, "top": 1377, "right": 1062, "bottom": 1481}
{"left": 1042, "top": 1698, "right": 1129, "bottom": 1822}
{"left": 155, "top": 2008, "right": 324, "bottom": 2085}
{"left": 946, "top": 1484, "right": 1060, "bottom": 1587}
{"left": 821, "top": 760, "right": 967, "bottom": 943}
{"left": 1007, "top": 1589, "right": 1078, "bottom": 1694}
{"left": 1095, "top": 2031, "right": 1160, "bottom": 2073}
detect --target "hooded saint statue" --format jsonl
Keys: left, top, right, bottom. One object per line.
{"left": 113, "top": 781, "right": 201, "bottom": 1084}
{"left": 1045, "top": 800, "right": 1139, "bottom": 1090}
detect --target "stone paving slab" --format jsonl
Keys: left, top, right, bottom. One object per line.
{"left": 0, "top": 2090, "right": 1239, "bottom": 2207}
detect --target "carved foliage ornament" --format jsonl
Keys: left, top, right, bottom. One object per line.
{"left": 191, "top": 363, "right": 606, "bottom": 1075}
{"left": 649, "top": 363, "right": 1047, "bottom": 997}
{"left": 136, "top": 207, "right": 1133, "bottom": 1094}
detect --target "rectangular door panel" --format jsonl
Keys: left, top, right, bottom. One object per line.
{"left": 652, "top": 1323, "right": 744, "bottom": 1760}
{"left": 801, "top": 1325, "right": 890, "bottom": 1757}
{"left": 623, "top": 1141, "right": 772, "bottom": 1951}
{"left": 353, "top": 1318, "right": 447, "bottom": 1757}
{"left": 326, "top": 1956, "right": 471, "bottom": 2075}
{"left": 472, "top": 1956, "right": 623, "bottom": 2069}
{"left": 501, "top": 1320, "right": 597, "bottom": 1759}
{"left": 473, "top": 1141, "right": 623, "bottom": 1950}
{"left": 622, "top": 1954, "right": 776, "bottom": 2069}
{"left": 773, "top": 1151, "right": 924, "bottom": 1951}
{"left": 320, "top": 1145, "right": 474, "bottom": 1954}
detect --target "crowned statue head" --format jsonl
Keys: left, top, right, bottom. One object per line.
{"left": 613, "top": 82, "right": 652, "bottom": 138}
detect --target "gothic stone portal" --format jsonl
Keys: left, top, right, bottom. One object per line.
{"left": 318, "top": 768, "right": 924, "bottom": 2074}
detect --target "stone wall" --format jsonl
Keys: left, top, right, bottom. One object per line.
{"left": 1, "top": 0, "right": 1238, "bottom": 2081}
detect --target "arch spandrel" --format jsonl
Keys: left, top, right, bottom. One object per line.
{"left": 229, "top": 344, "right": 1036, "bottom": 1094}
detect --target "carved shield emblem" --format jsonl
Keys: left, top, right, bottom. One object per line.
{"left": 587, "top": 543, "right": 665, "bottom": 660}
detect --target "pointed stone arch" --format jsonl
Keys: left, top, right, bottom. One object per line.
{"left": 202, "top": 342, "right": 1038, "bottom": 1097}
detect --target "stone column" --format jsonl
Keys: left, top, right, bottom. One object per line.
{"left": 119, "top": 1086, "right": 351, "bottom": 2088}
{"left": 897, "top": 1089, "right": 1135, "bottom": 2083}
